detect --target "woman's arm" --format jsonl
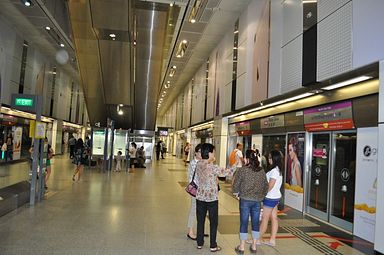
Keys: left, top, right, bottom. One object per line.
{"left": 294, "top": 161, "right": 302, "bottom": 187}
{"left": 268, "top": 178, "right": 277, "bottom": 191}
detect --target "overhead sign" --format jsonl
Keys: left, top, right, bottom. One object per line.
{"left": 15, "top": 98, "right": 33, "bottom": 107}
{"left": 235, "top": 122, "right": 251, "bottom": 136}
{"left": 261, "top": 114, "right": 285, "bottom": 129}
{"left": 11, "top": 94, "right": 38, "bottom": 113}
{"left": 304, "top": 101, "right": 354, "bottom": 131}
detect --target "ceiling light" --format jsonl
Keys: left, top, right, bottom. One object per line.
{"left": 52, "top": 71, "right": 57, "bottom": 75}
{"left": 176, "top": 54, "right": 181, "bottom": 58}
{"left": 182, "top": 40, "right": 188, "bottom": 44}
{"left": 119, "top": 104, "right": 123, "bottom": 107}
{"left": 233, "top": 47, "right": 237, "bottom": 50}
{"left": 167, "top": 81, "right": 170, "bottom": 83}
{"left": 172, "top": 65, "right": 177, "bottom": 69}
{"left": 118, "top": 110, "right": 124, "bottom": 115}
{"left": 133, "top": 41, "right": 137, "bottom": 45}
{"left": 234, "top": 30, "right": 239, "bottom": 34}
{"left": 288, "top": 92, "right": 314, "bottom": 101}
{"left": 303, "top": 0, "right": 317, "bottom": 3}
{"left": 112, "top": 38, "right": 116, "bottom": 41}
{"left": 109, "top": 33, "right": 116, "bottom": 38}
{"left": 22, "top": 0, "right": 32, "bottom": 7}
{"left": 45, "top": 26, "right": 51, "bottom": 31}
{"left": 164, "top": 83, "right": 170, "bottom": 89}
{"left": 60, "top": 43, "right": 65, "bottom": 48}
{"left": 188, "top": 0, "right": 208, "bottom": 24}
{"left": 322, "top": 76, "right": 372, "bottom": 90}
{"left": 170, "top": 2, "right": 174, "bottom": 6}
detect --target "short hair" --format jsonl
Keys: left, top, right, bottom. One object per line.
{"left": 200, "top": 143, "right": 215, "bottom": 159}
{"left": 236, "top": 143, "right": 242, "bottom": 148}
{"left": 195, "top": 143, "right": 202, "bottom": 153}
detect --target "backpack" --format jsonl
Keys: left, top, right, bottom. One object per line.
{"left": 229, "top": 149, "right": 237, "bottom": 166}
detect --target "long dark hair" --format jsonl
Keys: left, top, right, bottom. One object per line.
{"left": 245, "top": 149, "right": 262, "bottom": 172}
{"left": 269, "top": 149, "right": 282, "bottom": 175}
{"left": 76, "top": 138, "right": 84, "bottom": 149}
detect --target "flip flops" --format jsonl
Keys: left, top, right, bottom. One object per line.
{"left": 263, "top": 240, "right": 276, "bottom": 247}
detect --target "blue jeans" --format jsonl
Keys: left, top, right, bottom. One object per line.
{"left": 239, "top": 199, "right": 261, "bottom": 240}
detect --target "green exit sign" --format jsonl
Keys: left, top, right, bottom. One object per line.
{"left": 15, "top": 98, "right": 34, "bottom": 107}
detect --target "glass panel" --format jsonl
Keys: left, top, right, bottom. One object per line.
{"left": 309, "top": 133, "right": 330, "bottom": 213}
{"left": 331, "top": 132, "right": 356, "bottom": 223}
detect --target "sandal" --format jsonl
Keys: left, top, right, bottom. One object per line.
{"left": 210, "top": 246, "right": 221, "bottom": 252}
{"left": 249, "top": 246, "right": 257, "bottom": 253}
{"left": 234, "top": 245, "right": 244, "bottom": 254}
{"left": 187, "top": 234, "right": 197, "bottom": 241}
{"left": 263, "top": 240, "right": 276, "bottom": 247}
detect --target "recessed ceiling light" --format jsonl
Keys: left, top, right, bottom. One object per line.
{"left": 118, "top": 110, "right": 124, "bottom": 115}
{"left": 133, "top": 41, "right": 137, "bottom": 45}
{"left": 176, "top": 54, "right": 181, "bottom": 58}
{"left": 172, "top": 65, "right": 177, "bottom": 69}
{"left": 109, "top": 33, "right": 116, "bottom": 38}
{"left": 60, "top": 43, "right": 65, "bottom": 48}
{"left": 182, "top": 39, "right": 188, "bottom": 44}
{"left": 170, "top": 2, "right": 174, "bottom": 6}
{"left": 190, "top": 19, "right": 196, "bottom": 23}
{"left": 112, "top": 38, "right": 116, "bottom": 41}
{"left": 167, "top": 81, "right": 170, "bottom": 83}
{"left": 22, "top": 0, "right": 32, "bottom": 7}
{"left": 45, "top": 26, "right": 51, "bottom": 31}
{"left": 164, "top": 84, "right": 170, "bottom": 89}
{"left": 234, "top": 30, "right": 239, "bottom": 34}
{"left": 119, "top": 104, "right": 123, "bottom": 107}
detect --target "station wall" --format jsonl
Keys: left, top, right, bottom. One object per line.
{"left": 0, "top": 16, "right": 88, "bottom": 126}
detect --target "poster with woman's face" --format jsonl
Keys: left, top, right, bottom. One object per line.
{"left": 286, "top": 133, "right": 305, "bottom": 188}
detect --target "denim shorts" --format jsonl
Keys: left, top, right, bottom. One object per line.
{"left": 263, "top": 197, "right": 280, "bottom": 208}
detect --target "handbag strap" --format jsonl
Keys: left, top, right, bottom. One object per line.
{"left": 191, "top": 168, "right": 196, "bottom": 182}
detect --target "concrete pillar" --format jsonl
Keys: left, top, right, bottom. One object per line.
{"left": 213, "top": 117, "right": 228, "bottom": 168}
{"left": 51, "top": 120, "right": 63, "bottom": 155}
{"left": 172, "top": 132, "right": 177, "bottom": 156}
{"left": 374, "top": 60, "right": 384, "bottom": 253}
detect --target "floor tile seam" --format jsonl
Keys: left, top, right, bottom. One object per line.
{"left": 283, "top": 226, "right": 344, "bottom": 255}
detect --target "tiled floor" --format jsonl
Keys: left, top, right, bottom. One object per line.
{"left": 0, "top": 155, "right": 375, "bottom": 254}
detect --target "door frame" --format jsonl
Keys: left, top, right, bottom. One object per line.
{"left": 305, "top": 130, "right": 356, "bottom": 232}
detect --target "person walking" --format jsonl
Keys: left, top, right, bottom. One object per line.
{"left": 68, "top": 135, "right": 76, "bottom": 159}
{"left": 45, "top": 138, "right": 54, "bottom": 189}
{"left": 232, "top": 150, "right": 268, "bottom": 254}
{"left": 115, "top": 151, "right": 123, "bottom": 172}
{"left": 155, "top": 141, "right": 161, "bottom": 161}
{"left": 195, "top": 143, "right": 229, "bottom": 252}
{"left": 184, "top": 142, "right": 190, "bottom": 166}
{"left": 72, "top": 138, "right": 87, "bottom": 181}
{"left": 258, "top": 149, "right": 283, "bottom": 247}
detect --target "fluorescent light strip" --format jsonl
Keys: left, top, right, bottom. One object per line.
{"left": 227, "top": 92, "right": 315, "bottom": 119}
{"left": 322, "top": 76, "right": 372, "bottom": 90}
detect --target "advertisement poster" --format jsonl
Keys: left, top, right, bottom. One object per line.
{"left": 284, "top": 133, "right": 305, "bottom": 211}
{"left": 12, "top": 126, "right": 23, "bottom": 160}
{"left": 114, "top": 130, "right": 127, "bottom": 156}
{"left": 354, "top": 127, "right": 378, "bottom": 242}
{"left": 92, "top": 130, "right": 105, "bottom": 155}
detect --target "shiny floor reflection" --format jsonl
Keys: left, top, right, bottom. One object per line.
{"left": 0, "top": 155, "right": 374, "bottom": 255}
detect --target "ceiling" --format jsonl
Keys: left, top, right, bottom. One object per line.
{"left": 157, "top": 0, "right": 252, "bottom": 115}
{"left": 1, "top": 0, "right": 252, "bottom": 131}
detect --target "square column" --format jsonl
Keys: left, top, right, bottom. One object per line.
{"left": 374, "top": 60, "right": 384, "bottom": 253}
{"left": 213, "top": 117, "right": 228, "bottom": 168}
